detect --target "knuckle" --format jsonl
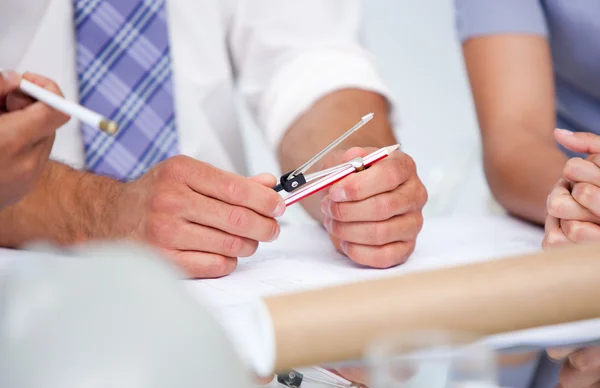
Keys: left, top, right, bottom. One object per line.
{"left": 545, "top": 231, "right": 565, "bottom": 248}
{"left": 20, "top": 154, "right": 39, "bottom": 178}
{"left": 563, "top": 158, "right": 582, "bottom": 178}
{"left": 225, "top": 180, "right": 245, "bottom": 201}
{"left": 575, "top": 183, "right": 595, "bottom": 206}
{"left": 330, "top": 202, "right": 348, "bottom": 221}
{"left": 228, "top": 206, "right": 250, "bottom": 230}
{"left": 564, "top": 221, "right": 583, "bottom": 242}
{"left": 412, "top": 212, "right": 424, "bottom": 235}
{"left": 546, "top": 194, "right": 563, "bottom": 217}
{"left": 418, "top": 184, "right": 429, "bottom": 207}
{"left": 402, "top": 153, "right": 417, "bottom": 171}
{"left": 373, "top": 222, "right": 392, "bottom": 244}
{"left": 148, "top": 192, "right": 180, "bottom": 214}
{"left": 344, "top": 180, "right": 361, "bottom": 200}
{"left": 374, "top": 195, "right": 392, "bottom": 218}
{"left": 222, "top": 234, "right": 245, "bottom": 256}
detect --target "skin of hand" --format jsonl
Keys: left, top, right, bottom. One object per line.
{"left": 320, "top": 146, "right": 427, "bottom": 268}
{"left": 547, "top": 347, "right": 600, "bottom": 388}
{"left": 0, "top": 70, "right": 69, "bottom": 209}
{"left": 105, "top": 156, "right": 286, "bottom": 278}
{"left": 543, "top": 129, "right": 600, "bottom": 249}
{"left": 278, "top": 89, "right": 427, "bottom": 268}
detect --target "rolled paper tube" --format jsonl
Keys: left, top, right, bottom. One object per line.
{"left": 264, "top": 243, "right": 600, "bottom": 371}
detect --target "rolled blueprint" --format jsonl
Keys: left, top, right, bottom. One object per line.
{"left": 264, "top": 243, "right": 600, "bottom": 371}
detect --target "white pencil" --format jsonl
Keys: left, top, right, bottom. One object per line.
{"left": 18, "top": 78, "right": 119, "bottom": 135}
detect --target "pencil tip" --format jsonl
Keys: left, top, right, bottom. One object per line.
{"left": 361, "top": 112, "right": 374, "bottom": 122}
{"left": 385, "top": 144, "right": 401, "bottom": 154}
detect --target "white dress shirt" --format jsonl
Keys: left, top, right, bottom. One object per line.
{"left": 3, "top": 0, "right": 392, "bottom": 175}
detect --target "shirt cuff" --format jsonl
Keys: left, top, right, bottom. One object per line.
{"left": 455, "top": 0, "right": 548, "bottom": 43}
{"left": 258, "top": 49, "right": 397, "bottom": 151}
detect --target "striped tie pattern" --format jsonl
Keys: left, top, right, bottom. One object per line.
{"left": 73, "top": 0, "right": 179, "bottom": 181}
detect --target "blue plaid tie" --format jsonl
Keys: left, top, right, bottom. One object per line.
{"left": 73, "top": 0, "right": 179, "bottom": 181}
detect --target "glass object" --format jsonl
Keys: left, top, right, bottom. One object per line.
{"left": 364, "top": 330, "right": 499, "bottom": 388}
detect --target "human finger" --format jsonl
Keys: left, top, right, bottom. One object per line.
{"left": 546, "top": 182, "right": 600, "bottom": 223}
{"left": 542, "top": 214, "right": 570, "bottom": 250}
{"left": 561, "top": 219, "right": 600, "bottom": 243}
{"left": 323, "top": 213, "right": 423, "bottom": 246}
{"left": 568, "top": 347, "right": 600, "bottom": 373}
{"left": 147, "top": 217, "right": 259, "bottom": 258}
{"left": 184, "top": 193, "right": 280, "bottom": 242}
{"left": 322, "top": 179, "right": 425, "bottom": 222}
{"left": 572, "top": 183, "right": 600, "bottom": 217}
{"left": 548, "top": 348, "right": 578, "bottom": 361}
{"left": 555, "top": 129, "right": 600, "bottom": 155}
{"left": 340, "top": 240, "right": 416, "bottom": 268}
{"left": 558, "top": 357, "right": 600, "bottom": 388}
{"left": 328, "top": 150, "right": 413, "bottom": 203}
{"left": 165, "top": 250, "right": 237, "bottom": 279}
{"left": 6, "top": 90, "right": 36, "bottom": 111}
{"left": 0, "top": 70, "right": 21, "bottom": 107}
{"left": 185, "top": 163, "right": 285, "bottom": 218}
{"left": 563, "top": 157, "right": 600, "bottom": 187}
{"left": 1, "top": 75, "right": 69, "bottom": 142}
{"left": 250, "top": 173, "right": 278, "bottom": 188}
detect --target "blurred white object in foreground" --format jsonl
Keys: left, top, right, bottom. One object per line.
{"left": 0, "top": 242, "right": 252, "bottom": 388}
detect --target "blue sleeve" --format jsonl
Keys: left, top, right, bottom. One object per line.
{"left": 454, "top": 0, "right": 548, "bottom": 43}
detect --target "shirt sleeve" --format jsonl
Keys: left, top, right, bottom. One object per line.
{"left": 455, "top": 0, "right": 549, "bottom": 43}
{"left": 228, "top": 0, "right": 396, "bottom": 151}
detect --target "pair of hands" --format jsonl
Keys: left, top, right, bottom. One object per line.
{"left": 543, "top": 129, "right": 600, "bottom": 388}
{"left": 0, "top": 71, "right": 69, "bottom": 209}
{"left": 543, "top": 129, "right": 600, "bottom": 249}
{"left": 113, "top": 146, "right": 427, "bottom": 278}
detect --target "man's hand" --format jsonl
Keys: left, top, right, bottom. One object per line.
{"left": 547, "top": 347, "right": 600, "bottom": 388}
{"left": 107, "top": 155, "right": 286, "bottom": 278}
{"left": 0, "top": 70, "right": 69, "bottom": 209}
{"left": 543, "top": 130, "right": 600, "bottom": 249}
{"left": 320, "top": 147, "right": 427, "bottom": 268}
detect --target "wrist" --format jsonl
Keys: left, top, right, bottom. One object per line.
{"left": 71, "top": 172, "right": 127, "bottom": 241}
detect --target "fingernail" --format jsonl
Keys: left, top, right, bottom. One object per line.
{"left": 269, "top": 225, "right": 281, "bottom": 242}
{"left": 556, "top": 128, "right": 573, "bottom": 135}
{"left": 323, "top": 216, "right": 332, "bottom": 232}
{"left": 340, "top": 240, "right": 349, "bottom": 254}
{"left": 0, "top": 70, "right": 19, "bottom": 84}
{"left": 273, "top": 202, "right": 286, "bottom": 217}
{"left": 320, "top": 198, "right": 331, "bottom": 216}
{"left": 329, "top": 188, "right": 348, "bottom": 202}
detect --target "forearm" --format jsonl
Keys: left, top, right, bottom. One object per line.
{"left": 278, "top": 88, "right": 396, "bottom": 221}
{"left": 0, "top": 160, "right": 123, "bottom": 247}
{"left": 484, "top": 137, "right": 567, "bottom": 225}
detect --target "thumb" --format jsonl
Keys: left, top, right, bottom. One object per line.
{"left": 250, "top": 173, "right": 278, "bottom": 187}
{"left": 0, "top": 70, "right": 21, "bottom": 105}
{"left": 554, "top": 128, "right": 600, "bottom": 155}
{"left": 341, "top": 147, "right": 370, "bottom": 162}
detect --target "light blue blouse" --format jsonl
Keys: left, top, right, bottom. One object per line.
{"left": 455, "top": 0, "right": 600, "bottom": 158}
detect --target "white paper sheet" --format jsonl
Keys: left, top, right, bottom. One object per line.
{"left": 185, "top": 215, "right": 546, "bottom": 308}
